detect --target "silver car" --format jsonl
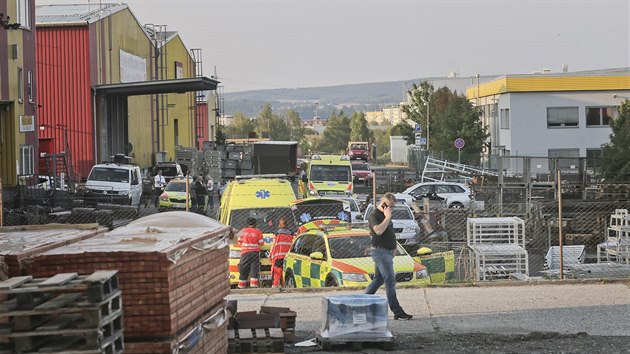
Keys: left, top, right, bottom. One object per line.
{"left": 363, "top": 204, "right": 420, "bottom": 246}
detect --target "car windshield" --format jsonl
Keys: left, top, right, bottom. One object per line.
{"left": 230, "top": 208, "right": 295, "bottom": 234}
{"left": 310, "top": 165, "right": 351, "bottom": 182}
{"left": 392, "top": 206, "right": 413, "bottom": 219}
{"left": 329, "top": 235, "right": 372, "bottom": 258}
{"left": 165, "top": 182, "right": 187, "bottom": 192}
{"left": 352, "top": 164, "right": 369, "bottom": 171}
{"left": 154, "top": 166, "right": 179, "bottom": 176}
{"left": 350, "top": 144, "right": 367, "bottom": 150}
{"left": 88, "top": 167, "right": 129, "bottom": 183}
{"left": 329, "top": 235, "right": 405, "bottom": 258}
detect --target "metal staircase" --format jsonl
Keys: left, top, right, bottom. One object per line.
{"left": 421, "top": 157, "right": 498, "bottom": 182}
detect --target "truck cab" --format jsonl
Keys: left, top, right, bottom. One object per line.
{"left": 298, "top": 155, "right": 353, "bottom": 198}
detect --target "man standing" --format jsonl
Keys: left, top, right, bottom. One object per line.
{"left": 218, "top": 178, "right": 227, "bottom": 204}
{"left": 206, "top": 174, "right": 214, "bottom": 209}
{"left": 194, "top": 176, "right": 207, "bottom": 214}
{"left": 237, "top": 218, "right": 264, "bottom": 289}
{"left": 153, "top": 170, "right": 166, "bottom": 208}
{"left": 364, "top": 193, "right": 413, "bottom": 320}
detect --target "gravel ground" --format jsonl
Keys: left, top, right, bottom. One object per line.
{"left": 286, "top": 331, "right": 630, "bottom": 353}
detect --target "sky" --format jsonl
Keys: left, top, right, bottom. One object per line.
{"left": 36, "top": 0, "right": 630, "bottom": 93}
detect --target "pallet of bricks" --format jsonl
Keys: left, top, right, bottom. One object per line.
{"left": 176, "top": 147, "right": 198, "bottom": 177}
{"left": 203, "top": 149, "right": 224, "bottom": 181}
{"left": 0, "top": 270, "right": 123, "bottom": 353}
{"left": 0, "top": 224, "right": 107, "bottom": 280}
{"left": 24, "top": 211, "right": 232, "bottom": 354}
{"left": 226, "top": 302, "right": 297, "bottom": 354}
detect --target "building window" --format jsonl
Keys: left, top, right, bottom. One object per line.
{"left": 27, "top": 70, "right": 34, "bottom": 103}
{"left": 16, "top": 0, "right": 31, "bottom": 29}
{"left": 17, "top": 67, "right": 23, "bottom": 103}
{"left": 586, "top": 148, "right": 603, "bottom": 169}
{"left": 500, "top": 109, "right": 510, "bottom": 129}
{"left": 586, "top": 107, "right": 616, "bottom": 127}
{"left": 20, "top": 145, "right": 34, "bottom": 175}
{"left": 547, "top": 107, "right": 578, "bottom": 128}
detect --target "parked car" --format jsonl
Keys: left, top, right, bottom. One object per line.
{"left": 151, "top": 162, "right": 184, "bottom": 184}
{"left": 363, "top": 203, "right": 421, "bottom": 247}
{"left": 351, "top": 161, "right": 373, "bottom": 186}
{"left": 84, "top": 161, "right": 143, "bottom": 209}
{"left": 158, "top": 178, "right": 206, "bottom": 213}
{"left": 395, "top": 181, "right": 473, "bottom": 209}
{"left": 283, "top": 228, "right": 429, "bottom": 288}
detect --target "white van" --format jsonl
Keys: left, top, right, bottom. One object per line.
{"left": 84, "top": 162, "right": 143, "bottom": 208}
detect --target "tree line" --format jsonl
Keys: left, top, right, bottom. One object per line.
{"left": 222, "top": 83, "right": 630, "bottom": 180}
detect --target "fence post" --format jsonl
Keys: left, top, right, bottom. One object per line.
{"left": 186, "top": 173, "right": 190, "bottom": 212}
{"left": 557, "top": 168, "right": 564, "bottom": 280}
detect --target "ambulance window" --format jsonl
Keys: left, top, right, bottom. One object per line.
{"left": 292, "top": 234, "right": 317, "bottom": 256}
{"left": 311, "top": 237, "right": 327, "bottom": 259}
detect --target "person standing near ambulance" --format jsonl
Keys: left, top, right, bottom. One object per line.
{"left": 269, "top": 218, "right": 294, "bottom": 288}
{"left": 237, "top": 218, "right": 264, "bottom": 289}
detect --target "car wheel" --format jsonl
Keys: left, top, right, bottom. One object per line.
{"left": 449, "top": 202, "right": 464, "bottom": 209}
{"left": 284, "top": 270, "right": 296, "bottom": 288}
{"left": 325, "top": 274, "right": 339, "bottom": 287}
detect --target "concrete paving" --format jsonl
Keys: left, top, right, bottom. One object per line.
{"left": 227, "top": 281, "right": 630, "bottom": 337}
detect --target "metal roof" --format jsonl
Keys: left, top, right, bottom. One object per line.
{"left": 36, "top": 3, "right": 128, "bottom": 25}
{"left": 95, "top": 77, "right": 220, "bottom": 96}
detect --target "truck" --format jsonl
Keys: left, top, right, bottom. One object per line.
{"left": 252, "top": 141, "right": 299, "bottom": 178}
{"left": 347, "top": 141, "right": 371, "bottom": 161}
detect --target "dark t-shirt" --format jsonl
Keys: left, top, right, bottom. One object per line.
{"left": 368, "top": 208, "right": 397, "bottom": 250}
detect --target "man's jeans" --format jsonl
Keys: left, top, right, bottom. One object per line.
{"left": 364, "top": 247, "right": 403, "bottom": 315}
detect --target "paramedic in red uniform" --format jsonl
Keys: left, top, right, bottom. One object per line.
{"left": 238, "top": 218, "right": 265, "bottom": 289}
{"left": 269, "top": 218, "right": 294, "bottom": 288}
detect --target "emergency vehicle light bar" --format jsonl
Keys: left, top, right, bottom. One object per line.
{"left": 235, "top": 174, "right": 288, "bottom": 181}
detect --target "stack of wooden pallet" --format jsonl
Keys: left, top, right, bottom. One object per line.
{"left": 0, "top": 224, "right": 106, "bottom": 279}
{"left": 25, "top": 212, "right": 232, "bottom": 353}
{"left": 0, "top": 270, "right": 123, "bottom": 353}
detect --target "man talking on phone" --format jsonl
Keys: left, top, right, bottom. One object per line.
{"left": 364, "top": 192, "right": 413, "bottom": 320}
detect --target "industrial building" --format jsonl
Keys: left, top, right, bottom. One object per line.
{"left": 0, "top": 0, "right": 37, "bottom": 187}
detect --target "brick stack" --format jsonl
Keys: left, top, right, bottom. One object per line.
{"left": 0, "top": 224, "right": 106, "bottom": 278}
{"left": 25, "top": 211, "right": 231, "bottom": 353}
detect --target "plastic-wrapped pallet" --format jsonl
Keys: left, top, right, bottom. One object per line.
{"left": 320, "top": 294, "right": 389, "bottom": 338}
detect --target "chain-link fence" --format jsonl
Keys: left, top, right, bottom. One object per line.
{"left": 3, "top": 172, "right": 630, "bottom": 288}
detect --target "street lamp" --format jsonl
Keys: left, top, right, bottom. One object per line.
{"left": 425, "top": 93, "right": 431, "bottom": 152}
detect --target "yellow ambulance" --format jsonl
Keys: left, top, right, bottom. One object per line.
{"left": 297, "top": 155, "right": 353, "bottom": 198}
{"left": 219, "top": 175, "right": 297, "bottom": 287}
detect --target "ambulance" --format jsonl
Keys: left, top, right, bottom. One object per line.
{"left": 219, "top": 175, "right": 297, "bottom": 287}
{"left": 297, "top": 155, "right": 353, "bottom": 198}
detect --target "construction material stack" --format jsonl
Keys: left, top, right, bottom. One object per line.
{"left": 0, "top": 224, "right": 107, "bottom": 279}
{"left": 467, "top": 217, "right": 529, "bottom": 280}
{"left": 203, "top": 149, "right": 224, "bottom": 180}
{"left": 176, "top": 147, "right": 199, "bottom": 177}
{"left": 25, "top": 212, "right": 232, "bottom": 353}
{"left": 0, "top": 270, "right": 123, "bottom": 353}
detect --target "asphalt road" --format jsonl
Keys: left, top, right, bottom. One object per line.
{"left": 227, "top": 282, "right": 630, "bottom": 352}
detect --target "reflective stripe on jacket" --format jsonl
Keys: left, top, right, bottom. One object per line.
{"left": 238, "top": 227, "right": 264, "bottom": 254}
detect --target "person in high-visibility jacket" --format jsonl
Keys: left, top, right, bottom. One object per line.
{"left": 237, "top": 218, "right": 264, "bottom": 289}
{"left": 269, "top": 218, "right": 294, "bottom": 288}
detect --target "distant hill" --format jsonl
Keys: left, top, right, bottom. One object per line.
{"left": 222, "top": 75, "right": 496, "bottom": 118}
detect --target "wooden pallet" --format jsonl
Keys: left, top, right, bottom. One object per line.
{"left": 228, "top": 328, "right": 284, "bottom": 353}
{"left": 315, "top": 331, "right": 394, "bottom": 351}
{"left": 260, "top": 306, "right": 297, "bottom": 343}
{"left": 0, "top": 271, "right": 123, "bottom": 354}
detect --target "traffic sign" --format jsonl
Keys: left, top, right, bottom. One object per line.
{"left": 454, "top": 138, "right": 465, "bottom": 149}
{"left": 415, "top": 137, "right": 427, "bottom": 146}
{"left": 414, "top": 123, "right": 421, "bottom": 132}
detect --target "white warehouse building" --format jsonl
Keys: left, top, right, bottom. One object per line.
{"left": 466, "top": 68, "right": 630, "bottom": 171}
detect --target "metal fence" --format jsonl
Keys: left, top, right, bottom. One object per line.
{"left": 2, "top": 174, "right": 630, "bottom": 287}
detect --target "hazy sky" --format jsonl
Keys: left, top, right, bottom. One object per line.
{"left": 38, "top": 0, "right": 630, "bottom": 92}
